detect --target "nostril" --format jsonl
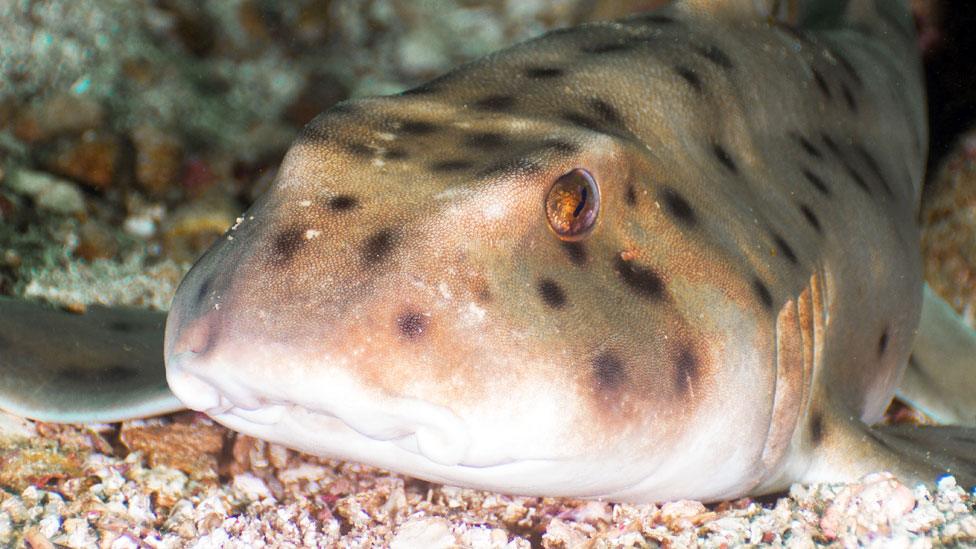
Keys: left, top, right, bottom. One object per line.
{"left": 165, "top": 351, "right": 225, "bottom": 412}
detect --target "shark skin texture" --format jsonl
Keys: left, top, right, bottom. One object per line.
{"left": 1, "top": 0, "right": 973, "bottom": 503}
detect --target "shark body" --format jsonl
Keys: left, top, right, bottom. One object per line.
{"left": 2, "top": 0, "right": 975, "bottom": 503}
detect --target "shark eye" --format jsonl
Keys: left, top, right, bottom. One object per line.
{"left": 545, "top": 168, "right": 600, "bottom": 241}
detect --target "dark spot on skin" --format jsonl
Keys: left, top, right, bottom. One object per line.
{"left": 854, "top": 143, "right": 893, "bottom": 196}
{"left": 342, "top": 142, "right": 372, "bottom": 157}
{"left": 796, "top": 134, "right": 824, "bottom": 159}
{"left": 383, "top": 148, "right": 409, "bottom": 160}
{"left": 396, "top": 311, "right": 428, "bottom": 339}
{"left": 639, "top": 13, "right": 676, "bottom": 24}
{"left": 841, "top": 83, "right": 858, "bottom": 112}
{"left": 525, "top": 66, "right": 564, "bottom": 79}
{"left": 430, "top": 159, "right": 475, "bottom": 172}
{"left": 362, "top": 229, "right": 396, "bottom": 265}
{"left": 802, "top": 169, "right": 831, "bottom": 196}
{"left": 753, "top": 277, "right": 773, "bottom": 310}
{"left": 841, "top": 160, "right": 870, "bottom": 194}
{"left": 400, "top": 120, "right": 438, "bottom": 135}
{"left": 561, "top": 112, "right": 605, "bottom": 134}
{"left": 536, "top": 278, "right": 567, "bottom": 309}
{"left": 195, "top": 277, "right": 212, "bottom": 305}
{"left": 697, "top": 44, "right": 733, "bottom": 69}
{"left": 59, "top": 364, "right": 138, "bottom": 384}
{"left": 542, "top": 139, "right": 579, "bottom": 155}
{"left": 590, "top": 98, "right": 622, "bottom": 126}
{"left": 400, "top": 83, "right": 437, "bottom": 96}
{"left": 270, "top": 227, "right": 307, "bottom": 266}
{"left": 582, "top": 42, "right": 634, "bottom": 54}
{"left": 660, "top": 187, "right": 696, "bottom": 227}
{"left": 562, "top": 241, "right": 587, "bottom": 266}
{"left": 674, "top": 66, "right": 703, "bottom": 93}
{"left": 464, "top": 132, "right": 508, "bottom": 149}
{"left": 478, "top": 156, "right": 543, "bottom": 179}
{"left": 712, "top": 143, "right": 737, "bottom": 173}
{"left": 592, "top": 352, "right": 626, "bottom": 391}
{"left": 473, "top": 95, "right": 516, "bottom": 111}
{"left": 107, "top": 320, "right": 134, "bottom": 333}
{"left": 328, "top": 195, "right": 358, "bottom": 211}
{"left": 614, "top": 256, "right": 665, "bottom": 300}
{"left": 799, "top": 203, "right": 822, "bottom": 234}
{"left": 772, "top": 233, "right": 798, "bottom": 265}
{"left": 811, "top": 67, "right": 832, "bottom": 100}
{"left": 810, "top": 412, "right": 825, "bottom": 445}
{"left": 878, "top": 327, "right": 889, "bottom": 356}
{"left": 625, "top": 185, "right": 637, "bottom": 206}
{"left": 821, "top": 133, "right": 842, "bottom": 157}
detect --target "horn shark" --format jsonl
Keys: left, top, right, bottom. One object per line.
{"left": 2, "top": 0, "right": 975, "bottom": 503}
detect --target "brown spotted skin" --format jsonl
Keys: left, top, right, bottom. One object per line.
{"left": 165, "top": 1, "right": 937, "bottom": 501}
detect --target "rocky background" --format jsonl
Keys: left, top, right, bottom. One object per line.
{"left": 0, "top": 0, "right": 974, "bottom": 546}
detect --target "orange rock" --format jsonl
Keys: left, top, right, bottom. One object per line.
{"left": 46, "top": 130, "right": 120, "bottom": 190}
{"left": 119, "top": 420, "right": 226, "bottom": 479}
{"left": 132, "top": 124, "right": 184, "bottom": 197}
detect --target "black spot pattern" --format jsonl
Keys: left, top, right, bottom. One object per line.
{"left": 712, "top": 143, "right": 737, "bottom": 173}
{"left": 464, "top": 132, "right": 508, "bottom": 149}
{"left": 802, "top": 169, "right": 831, "bottom": 196}
{"left": 542, "top": 139, "right": 579, "bottom": 155}
{"left": 478, "top": 156, "right": 543, "bottom": 179}
{"left": 384, "top": 148, "right": 408, "bottom": 160}
{"left": 362, "top": 229, "right": 396, "bottom": 265}
{"left": 592, "top": 352, "right": 626, "bottom": 391}
{"left": 811, "top": 67, "right": 832, "bottom": 100}
{"left": 270, "top": 227, "right": 307, "bottom": 266}
{"left": 473, "top": 95, "right": 516, "bottom": 111}
{"left": 841, "top": 83, "right": 858, "bottom": 112}
{"left": 537, "top": 278, "right": 567, "bottom": 309}
{"left": 854, "top": 144, "right": 893, "bottom": 196}
{"left": 697, "top": 44, "right": 733, "bottom": 69}
{"left": 590, "top": 98, "right": 623, "bottom": 126}
{"left": 397, "top": 311, "right": 428, "bottom": 339}
{"left": 430, "top": 159, "right": 475, "bottom": 172}
{"left": 878, "top": 328, "right": 889, "bottom": 356}
{"left": 328, "top": 195, "right": 358, "bottom": 211}
{"left": 562, "top": 242, "right": 587, "bottom": 266}
{"left": 400, "top": 120, "right": 438, "bottom": 135}
{"left": 753, "top": 278, "right": 773, "bottom": 310}
{"left": 796, "top": 134, "right": 824, "bottom": 159}
{"left": 799, "top": 203, "right": 822, "bottom": 233}
{"left": 615, "top": 256, "right": 665, "bottom": 300}
{"left": 108, "top": 320, "right": 134, "bottom": 333}
{"left": 525, "top": 67, "right": 564, "bottom": 79}
{"left": 561, "top": 112, "right": 606, "bottom": 134}
{"left": 660, "top": 187, "right": 696, "bottom": 226}
{"left": 342, "top": 142, "right": 372, "bottom": 157}
{"left": 810, "top": 412, "right": 825, "bottom": 445}
{"left": 772, "top": 233, "right": 798, "bottom": 265}
{"left": 625, "top": 185, "right": 637, "bottom": 206}
{"left": 195, "top": 277, "right": 212, "bottom": 305}
{"left": 674, "top": 66, "right": 703, "bottom": 93}
{"left": 583, "top": 42, "right": 635, "bottom": 54}
{"left": 59, "top": 364, "right": 138, "bottom": 384}
{"left": 639, "top": 13, "right": 675, "bottom": 24}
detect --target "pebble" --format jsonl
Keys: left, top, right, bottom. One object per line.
{"left": 131, "top": 124, "right": 183, "bottom": 197}
{"left": 45, "top": 130, "right": 120, "bottom": 191}
{"left": 4, "top": 168, "right": 85, "bottom": 215}
{"left": 12, "top": 93, "right": 104, "bottom": 144}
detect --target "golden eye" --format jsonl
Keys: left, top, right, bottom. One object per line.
{"left": 545, "top": 169, "right": 600, "bottom": 241}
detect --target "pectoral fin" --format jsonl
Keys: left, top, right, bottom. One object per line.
{"left": 0, "top": 298, "right": 182, "bottom": 423}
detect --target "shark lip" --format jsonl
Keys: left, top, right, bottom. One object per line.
{"left": 165, "top": 349, "right": 473, "bottom": 467}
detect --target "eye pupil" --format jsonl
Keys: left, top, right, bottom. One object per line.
{"left": 573, "top": 187, "right": 587, "bottom": 217}
{"left": 545, "top": 169, "right": 601, "bottom": 241}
